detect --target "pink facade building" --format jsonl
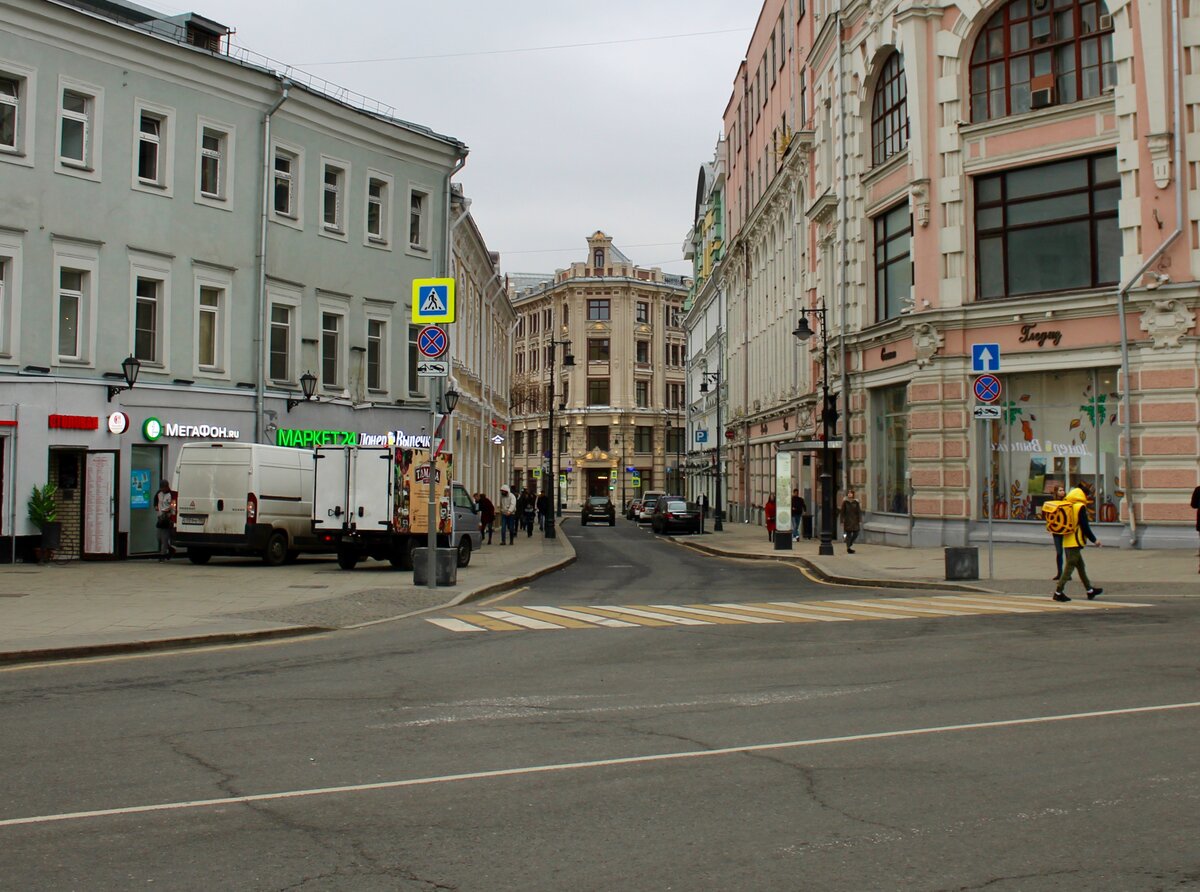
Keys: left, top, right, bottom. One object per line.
{"left": 689, "top": 0, "right": 1198, "bottom": 547}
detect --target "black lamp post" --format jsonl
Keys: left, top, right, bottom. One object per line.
{"left": 545, "top": 339, "right": 574, "bottom": 539}
{"left": 106, "top": 354, "right": 141, "bottom": 402}
{"left": 699, "top": 368, "right": 724, "bottom": 532}
{"left": 793, "top": 304, "right": 837, "bottom": 557}
{"left": 287, "top": 370, "right": 318, "bottom": 412}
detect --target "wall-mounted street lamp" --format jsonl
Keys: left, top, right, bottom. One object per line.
{"left": 106, "top": 354, "right": 141, "bottom": 402}
{"left": 698, "top": 367, "right": 724, "bottom": 532}
{"left": 545, "top": 339, "right": 574, "bottom": 538}
{"left": 794, "top": 304, "right": 839, "bottom": 557}
{"left": 286, "top": 370, "right": 318, "bottom": 412}
{"left": 441, "top": 388, "right": 460, "bottom": 415}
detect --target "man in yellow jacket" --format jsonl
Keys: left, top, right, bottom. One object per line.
{"left": 1053, "top": 483, "right": 1103, "bottom": 602}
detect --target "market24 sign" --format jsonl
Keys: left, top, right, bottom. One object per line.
{"left": 276, "top": 429, "right": 432, "bottom": 449}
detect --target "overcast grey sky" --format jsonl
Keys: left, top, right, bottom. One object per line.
{"left": 140, "top": 0, "right": 761, "bottom": 277}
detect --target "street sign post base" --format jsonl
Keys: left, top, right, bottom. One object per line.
{"left": 543, "top": 517, "right": 556, "bottom": 539}
{"left": 773, "top": 531, "right": 792, "bottom": 551}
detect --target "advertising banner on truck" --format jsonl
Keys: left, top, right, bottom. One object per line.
{"left": 396, "top": 449, "right": 453, "bottom": 535}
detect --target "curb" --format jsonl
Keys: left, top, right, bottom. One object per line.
{"left": 0, "top": 625, "right": 332, "bottom": 667}
{"left": 450, "top": 532, "right": 578, "bottom": 606}
{"left": 675, "top": 538, "right": 995, "bottom": 594}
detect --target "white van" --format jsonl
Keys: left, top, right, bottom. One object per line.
{"left": 171, "top": 442, "right": 330, "bottom": 565}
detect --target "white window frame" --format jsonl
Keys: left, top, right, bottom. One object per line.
{"left": 319, "top": 155, "right": 350, "bottom": 239}
{"left": 55, "top": 76, "right": 103, "bottom": 181}
{"left": 270, "top": 142, "right": 304, "bottom": 229}
{"left": 132, "top": 99, "right": 174, "bottom": 195}
{"left": 407, "top": 185, "right": 431, "bottom": 253}
{"left": 0, "top": 59, "right": 36, "bottom": 166}
{"left": 192, "top": 265, "right": 233, "bottom": 378}
{"left": 364, "top": 170, "right": 393, "bottom": 248}
{"left": 365, "top": 312, "right": 388, "bottom": 394}
{"left": 195, "top": 117, "right": 234, "bottom": 209}
{"left": 0, "top": 230, "right": 23, "bottom": 360}
{"left": 266, "top": 282, "right": 301, "bottom": 384}
{"left": 407, "top": 323, "right": 426, "bottom": 397}
{"left": 318, "top": 296, "right": 348, "bottom": 391}
{"left": 50, "top": 239, "right": 99, "bottom": 368}
{"left": 128, "top": 252, "right": 172, "bottom": 371}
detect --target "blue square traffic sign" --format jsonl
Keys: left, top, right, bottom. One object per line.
{"left": 971, "top": 343, "right": 1001, "bottom": 372}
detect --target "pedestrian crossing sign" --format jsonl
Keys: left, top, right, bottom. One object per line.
{"left": 411, "top": 278, "right": 456, "bottom": 323}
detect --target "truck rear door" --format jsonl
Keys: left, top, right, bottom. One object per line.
{"left": 314, "top": 447, "right": 349, "bottom": 530}
{"left": 348, "top": 447, "right": 392, "bottom": 531}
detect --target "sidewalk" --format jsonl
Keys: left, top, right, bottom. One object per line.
{"left": 678, "top": 521, "right": 1200, "bottom": 597}
{"left": 0, "top": 529, "right": 575, "bottom": 664}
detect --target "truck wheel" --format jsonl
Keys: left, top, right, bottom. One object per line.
{"left": 187, "top": 549, "right": 211, "bottom": 565}
{"left": 388, "top": 539, "right": 417, "bottom": 570}
{"left": 263, "top": 531, "right": 288, "bottom": 566}
{"left": 457, "top": 538, "right": 472, "bottom": 568}
{"left": 337, "top": 547, "right": 358, "bottom": 570}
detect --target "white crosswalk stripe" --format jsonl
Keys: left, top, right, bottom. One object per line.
{"left": 427, "top": 594, "right": 1150, "bottom": 633}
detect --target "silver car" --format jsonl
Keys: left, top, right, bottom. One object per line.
{"left": 450, "top": 484, "right": 483, "bottom": 567}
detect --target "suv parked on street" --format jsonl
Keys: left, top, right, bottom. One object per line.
{"left": 581, "top": 496, "right": 616, "bottom": 526}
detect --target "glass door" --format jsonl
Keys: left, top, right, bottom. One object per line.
{"left": 129, "top": 445, "right": 164, "bottom": 555}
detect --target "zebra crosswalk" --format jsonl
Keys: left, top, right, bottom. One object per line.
{"left": 426, "top": 594, "right": 1149, "bottom": 633}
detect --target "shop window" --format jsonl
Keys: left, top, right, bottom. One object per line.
{"left": 872, "top": 384, "right": 909, "bottom": 514}
{"left": 969, "top": 0, "right": 1115, "bottom": 123}
{"left": 980, "top": 368, "right": 1120, "bottom": 521}
{"left": 871, "top": 51, "right": 909, "bottom": 166}
{"left": 874, "top": 202, "right": 913, "bottom": 320}
{"left": 975, "top": 152, "right": 1119, "bottom": 299}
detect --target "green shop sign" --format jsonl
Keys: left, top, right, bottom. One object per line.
{"left": 275, "top": 429, "right": 432, "bottom": 449}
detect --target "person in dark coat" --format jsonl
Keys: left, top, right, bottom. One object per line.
{"left": 477, "top": 493, "right": 496, "bottom": 545}
{"left": 518, "top": 488, "right": 536, "bottom": 536}
{"left": 1191, "top": 485, "right": 1200, "bottom": 561}
{"left": 536, "top": 492, "right": 549, "bottom": 530}
{"left": 764, "top": 495, "right": 777, "bottom": 541}
{"left": 791, "top": 488, "right": 806, "bottom": 541}
{"left": 839, "top": 490, "right": 862, "bottom": 554}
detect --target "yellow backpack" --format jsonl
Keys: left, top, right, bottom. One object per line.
{"left": 1041, "top": 500, "right": 1079, "bottom": 536}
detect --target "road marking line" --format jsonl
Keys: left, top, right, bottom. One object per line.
{"left": 835, "top": 599, "right": 978, "bottom": 617}
{"left": 426, "top": 618, "right": 487, "bottom": 633}
{"left": 922, "top": 596, "right": 1040, "bottom": 613}
{"left": 448, "top": 613, "right": 525, "bottom": 632}
{"left": 479, "top": 610, "right": 564, "bottom": 630}
{"left": 898, "top": 597, "right": 1026, "bottom": 615}
{"left": 642, "top": 605, "right": 762, "bottom": 624}
{"left": 708, "top": 603, "right": 820, "bottom": 622}
{"left": 658, "top": 604, "right": 780, "bottom": 624}
{"left": 737, "top": 603, "right": 851, "bottom": 621}
{"left": 1004, "top": 595, "right": 1151, "bottom": 608}
{"left": 479, "top": 586, "right": 529, "bottom": 606}
{"left": 4, "top": 701, "right": 1196, "bottom": 828}
{"left": 768, "top": 601, "right": 917, "bottom": 621}
{"left": 500, "top": 607, "right": 594, "bottom": 629}
{"left": 566, "top": 607, "right": 673, "bottom": 627}
{"left": 526, "top": 605, "right": 639, "bottom": 627}
{"left": 600, "top": 606, "right": 710, "bottom": 625}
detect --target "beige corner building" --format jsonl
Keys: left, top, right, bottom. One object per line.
{"left": 508, "top": 233, "right": 691, "bottom": 508}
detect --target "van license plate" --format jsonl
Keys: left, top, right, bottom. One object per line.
{"left": 180, "top": 514, "right": 206, "bottom": 525}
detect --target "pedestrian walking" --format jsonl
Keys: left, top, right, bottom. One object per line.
{"left": 1053, "top": 483, "right": 1103, "bottom": 602}
{"left": 764, "top": 494, "right": 777, "bottom": 542}
{"left": 1047, "top": 484, "right": 1067, "bottom": 578}
{"left": 1191, "top": 484, "right": 1200, "bottom": 561}
{"left": 699, "top": 493, "right": 709, "bottom": 521}
{"left": 154, "top": 479, "right": 173, "bottom": 561}
{"left": 536, "top": 491, "right": 549, "bottom": 531}
{"left": 477, "top": 492, "right": 496, "bottom": 545}
{"left": 519, "top": 488, "right": 536, "bottom": 537}
{"left": 499, "top": 485, "right": 518, "bottom": 545}
{"left": 791, "top": 488, "right": 806, "bottom": 541}
{"left": 839, "top": 490, "right": 862, "bottom": 554}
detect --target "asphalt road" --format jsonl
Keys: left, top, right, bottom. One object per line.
{"left": 1, "top": 519, "right": 1197, "bottom": 891}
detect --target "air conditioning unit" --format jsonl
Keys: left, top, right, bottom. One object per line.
{"left": 1099, "top": 13, "right": 1113, "bottom": 28}
{"left": 1031, "top": 87, "right": 1054, "bottom": 109}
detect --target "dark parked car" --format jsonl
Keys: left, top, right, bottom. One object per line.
{"left": 650, "top": 497, "right": 701, "bottom": 535}
{"left": 581, "top": 496, "right": 616, "bottom": 526}
{"left": 625, "top": 499, "right": 642, "bottom": 520}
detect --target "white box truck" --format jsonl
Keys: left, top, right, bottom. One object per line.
{"left": 314, "top": 446, "right": 480, "bottom": 570}
{"left": 171, "top": 442, "right": 331, "bottom": 565}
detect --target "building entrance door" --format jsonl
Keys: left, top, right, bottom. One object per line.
{"left": 585, "top": 469, "right": 611, "bottom": 497}
{"left": 129, "top": 445, "right": 165, "bottom": 555}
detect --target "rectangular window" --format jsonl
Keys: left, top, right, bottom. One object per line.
{"left": 974, "top": 152, "right": 1119, "bottom": 299}
{"left": 321, "top": 312, "right": 342, "bottom": 387}
{"left": 561, "top": 303, "right": 569, "bottom": 326}
{"left": 197, "top": 286, "right": 221, "bottom": 369}
{"left": 59, "top": 89, "right": 91, "bottom": 167}
{"left": 367, "top": 176, "right": 389, "bottom": 242}
{"left": 636, "top": 380, "right": 649, "bottom": 408}
{"left": 874, "top": 203, "right": 913, "bottom": 321}
{"left": 137, "top": 112, "right": 163, "bottom": 183}
{"left": 587, "top": 425, "right": 610, "bottom": 451}
{"left": 134, "top": 276, "right": 161, "bottom": 362}
{"left": 636, "top": 301, "right": 649, "bottom": 323}
{"left": 408, "top": 325, "right": 421, "bottom": 393}
{"left": 322, "top": 162, "right": 346, "bottom": 232}
{"left": 273, "top": 149, "right": 297, "bottom": 217}
{"left": 636, "top": 340, "right": 649, "bottom": 363}
{"left": 634, "top": 426, "right": 652, "bottom": 453}
{"left": 587, "top": 379, "right": 610, "bottom": 406}
{"left": 367, "top": 319, "right": 385, "bottom": 391}
{"left": 199, "top": 127, "right": 225, "bottom": 198}
{"left": 587, "top": 338, "right": 610, "bottom": 362}
{"left": 873, "top": 384, "right": 909, "bottom": 515}
{"left": 588, "top": 299, "right": 610, "bottom": 321}
{"left": 979, "top": 368, "right": 1121, "bottom": 522}
{"left": 666, "top": 427, "right": 684, "bottom": 455}
{"left": 409, "top": 189, "right": 428, "bottom": 249}
{"left": 513, "top": 431, "right": 524, "bottom": 454}
{"left": 58, "top": 269, "right": 84, "bottom": 360}
{"left": 269, "top": 303, "right": 292, "bottom": 381}
{"left": 0, "top": 75, "right": 20, "bottom": 150}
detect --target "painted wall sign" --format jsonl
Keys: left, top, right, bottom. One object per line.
{"left": 143, "top": 417, "right": 241, "bottom": 441}
{"left": 1018, "top": 323, "right": 1063, "bottom": 348}
{"left": 276, "top": 429, "right": 431, "bottom": 449}
{"left": 130, "top": 468, "right": 152, "bottom": 508}
{"left": 49, "top": 414, "right": 99, "bottom": 430}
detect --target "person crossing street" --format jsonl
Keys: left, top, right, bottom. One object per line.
{"left": 1053, "top": 483, "right": 1103, "bottom": 602}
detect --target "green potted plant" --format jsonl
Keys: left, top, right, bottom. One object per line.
{"left": 27, "top": 483, "right": 61, "bottom": 561}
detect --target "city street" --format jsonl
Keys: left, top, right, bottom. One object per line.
{"left": 1, "top": 521, "right": 1197, "bottom": 891}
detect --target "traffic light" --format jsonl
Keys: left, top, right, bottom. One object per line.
{"left": 821, "top": 393, "right": 839, "bottom": 429}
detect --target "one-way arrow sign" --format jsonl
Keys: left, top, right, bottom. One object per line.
{"left": 972, "top": 343, "right": 1001, "bottom": 372}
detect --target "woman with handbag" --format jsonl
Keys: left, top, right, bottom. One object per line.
{"left": 154, "top": 480, "right": 173, "bottom": 561}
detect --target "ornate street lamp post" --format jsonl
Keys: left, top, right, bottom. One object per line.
{"left": 793, "top": 305, "right": 838, "bottom": 557}
{"left": 544, "top": 339, "right": 574, "bottom": 539}
{"left": 699, "top": 367, "right": 724, "bottom": 532}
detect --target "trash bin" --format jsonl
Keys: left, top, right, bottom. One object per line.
{"left": 944, "top": 546, "right": 979, "bottom": 581}
{"left": 413, "top": 547, "right": 458, "bottom": 586}
{"left": 801, "top": 514, "right": 813, "bottom": 540}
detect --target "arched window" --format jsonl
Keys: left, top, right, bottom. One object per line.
{"left": 970, "top": 0, "right": 1115, "bottom": 122}
{"left": 872, "top": 52, "right": 909, "bottom": 166}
